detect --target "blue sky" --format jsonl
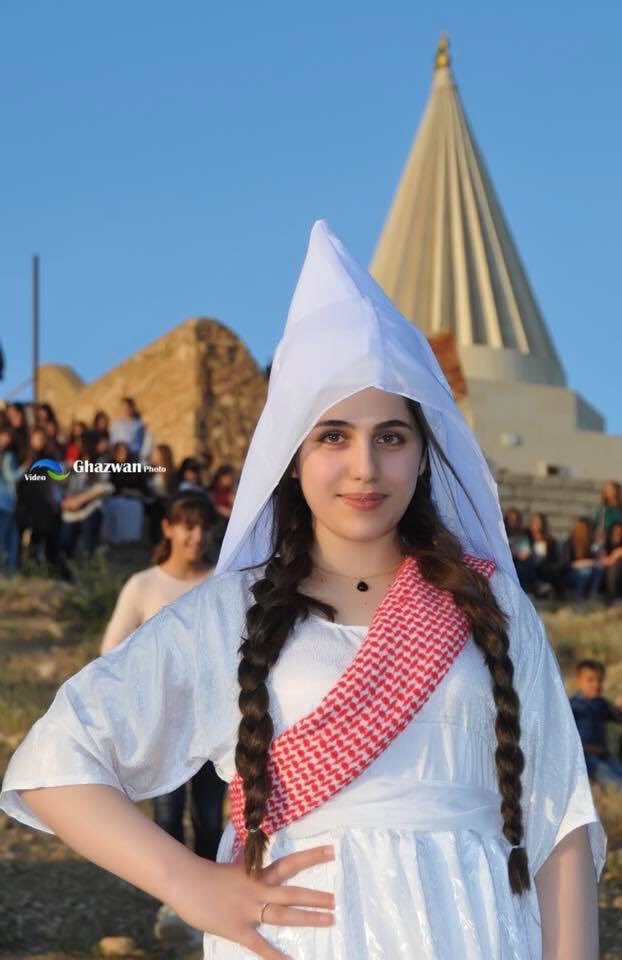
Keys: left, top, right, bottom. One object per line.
{"left": 1, "top": 1, "right": 621, "bottom": 433}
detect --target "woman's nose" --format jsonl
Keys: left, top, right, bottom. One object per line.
{"left": 348, "top": 440, "right": 379, "bottom": 480}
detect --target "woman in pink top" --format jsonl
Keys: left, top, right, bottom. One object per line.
{"left": 101, "top": 491, "right": 227, "bottom": 944}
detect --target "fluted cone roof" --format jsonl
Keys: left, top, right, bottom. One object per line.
{"left": 370, "top": 35, "right": 566, "bottom": 388}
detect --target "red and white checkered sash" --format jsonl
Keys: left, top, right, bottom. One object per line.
{"left": 229, "top": 552, "right": 495, "bottom": 854}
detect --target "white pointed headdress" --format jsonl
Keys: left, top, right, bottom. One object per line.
{"left": 214, "top": 219, "right": 516, "bottom": 584}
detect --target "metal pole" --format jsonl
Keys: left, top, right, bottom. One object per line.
{"left": 32, "top": 254, "right": 39, "bottom": 404}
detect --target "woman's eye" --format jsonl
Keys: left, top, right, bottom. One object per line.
{"left": 318, "top": 432, "right": 404, "bottom": 445}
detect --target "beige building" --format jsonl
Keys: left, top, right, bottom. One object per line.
{"left": 370, "top": 36, "right": 621, "bottom": 482}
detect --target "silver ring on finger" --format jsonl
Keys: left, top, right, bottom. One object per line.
{"left": 259, "top": 901, "right": 271, "bottom": 925}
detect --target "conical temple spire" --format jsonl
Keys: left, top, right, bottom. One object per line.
{"left": 370, "top": 37, "right": 566, "bottom": 388}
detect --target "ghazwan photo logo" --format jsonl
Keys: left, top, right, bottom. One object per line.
{"left": 27, "top": 458, "right": 71, "bottom": 481}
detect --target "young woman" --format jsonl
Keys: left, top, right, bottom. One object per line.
{"left": 100, "top": 491, "right": 226, "bottom": 942}
{"left": 527, "top": 512, "right": 563, "bottom": 599}
{"left": 0, "top": 221, "right": 605, "bottom": 959}
{"left": 601, "top": 521, "right": 622, "bottom": 603}
{"left": 561, "top": 517, "right": 605, "bottom": 602}
{"left": 109, "top": 397, "right": 146, "bottom": 458}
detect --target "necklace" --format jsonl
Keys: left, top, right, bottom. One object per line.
{"left": 314, "top": 559, "right": 404, "bottom": 592}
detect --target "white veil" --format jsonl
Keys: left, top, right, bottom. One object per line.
{"left": 214, "top": 219, "right": 517, "bottom": 585}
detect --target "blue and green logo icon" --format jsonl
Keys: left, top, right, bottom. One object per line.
{"left": 29, "top": 458, "right": 71, "bottom": 481}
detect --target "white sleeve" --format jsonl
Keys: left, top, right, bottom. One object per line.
{"left": 0, "top": 579, "right": 239, "bottom": 835}
{"left": 508, "top": 582, "right": 607, "bottom": 881}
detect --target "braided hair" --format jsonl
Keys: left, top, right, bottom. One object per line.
{"left": 235, "top": 398, "right": 531, "bottom": 895}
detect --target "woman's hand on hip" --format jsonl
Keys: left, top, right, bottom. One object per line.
{"left": 166, "top": 843, "right": 336, "bottom": 959}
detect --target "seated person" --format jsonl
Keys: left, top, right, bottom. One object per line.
{"left": 504, "top": 507, "right": 549, "bottom": 597}
{"left": 570, "top": 659, "right": 622, "bottom": 787}
{"left": 527, "top": 512, "right": 562, "bottom": 598}
{"left": 601, "top": 521, "right": 622, "bottom": 604}
{"left": 561, "top": 517, "right": 604, "bottom": 602}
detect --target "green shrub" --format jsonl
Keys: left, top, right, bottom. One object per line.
{"left": 58, "top": 548, "right": 122, "bottom": 634}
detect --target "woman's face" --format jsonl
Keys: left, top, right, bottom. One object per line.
{"left": 183, "top": 468, "right": 200, "bottom": 485}
{"left": 217, "top": 471, "right": 234, "bottom": 490}
{"left": 609, "top": 523, "right": 622, "bottom": 548}
{"left": 506, "top": 510, "right": 521, "bottom": 530}
{"left": 293, "top": 387, "right": 426, "bottom": 548}
{"left": 30, "top": 428, "right": 46, "bottom": 452}
{"left": 8, "top": 406, "right": 24, "bottom": 428}
{"left": 114, "top": 444, "right": 129, "bottom": 462}
{"left": 602, "top": 482, "right": 617, "bottom": 504}
{"left": 162, "top": 518, "right": 210, "bottom": 562}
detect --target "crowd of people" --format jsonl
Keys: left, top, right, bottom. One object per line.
{"left": 0, "top": 397, "right": 238, "bottom": 579}
{"left": 2, "top": 393, "right": 621, "bottom": 609}
{"left": 503, "top": 484, "right": 622, "bottom": 605}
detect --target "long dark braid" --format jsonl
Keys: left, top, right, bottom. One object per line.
{"left": 235, "top": 399, "right": 531, "bottom": 894}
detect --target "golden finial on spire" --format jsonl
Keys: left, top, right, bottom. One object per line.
{"left": 434, "top": 32, "right": 450, "bottom": 71}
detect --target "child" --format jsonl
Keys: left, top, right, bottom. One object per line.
{"left": 570, "top": 659, "right": 622, "bottom": 787}
{"left": 0, "top": 221, "right": 606, "bottom": 959}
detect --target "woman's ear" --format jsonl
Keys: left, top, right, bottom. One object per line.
{"left": 418, "top": 448, "right": 428, "bottom": 477}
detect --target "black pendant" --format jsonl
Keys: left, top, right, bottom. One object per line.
{"left": 356, "top": 580, "right": 369, "bottom": 592}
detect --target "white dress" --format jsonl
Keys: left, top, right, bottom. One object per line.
{"left": 0, "top": 565, "right": 606, "bottom": 959}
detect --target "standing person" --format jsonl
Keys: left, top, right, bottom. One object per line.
{"left": 109, "top": 397, "right": 145, "bottom": 457}
{"left": 58, "top": 428, "right": 113, "bottom": 574}
{"left": 177, "top": 457, "right": 205, "bottom": 493}
{"left": 92, "top": 410, "right": 110, "bottom": 443}
{"left": 0, "top": 424, "right": 24, "bottom": 574}
{"left": 100, "top": 491, "right": 227, "bottom": 943}
{"left": 208, "top": 465, "right": 237, "bottom": 519}
{"left": 15, "top": 426, "right": 62, "bottom": 571}
{"left": 0, "top": 221, "right": 605, "bottom": 960}
{"left": 206, "top": 464, "right": 237, "bottom": 564}
{"left": 64, "top": 420, "right": 89, "bottom": 464}
{"left": 6, "top": 402, "right": 30, "bottom": 465}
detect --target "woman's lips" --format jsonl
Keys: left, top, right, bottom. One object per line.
{"left": 339, "top": 494, "right": 387, "bottom": 511}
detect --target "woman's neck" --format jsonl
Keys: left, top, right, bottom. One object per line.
{"left": 159, "top": 555, "right": 210, "bottom": 581}
{"left": 309, "top": 526, "right": 404, "bottom": 578}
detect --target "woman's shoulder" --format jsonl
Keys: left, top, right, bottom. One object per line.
{"left": 158, "top": 562, "right": 267, "bottom": 636}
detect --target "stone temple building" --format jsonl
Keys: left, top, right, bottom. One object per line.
{"left": 370, "top": 35, "right": 621, "bottom": 482}
{"left": 39, "top": 317, "right": 268, "bottom": 470}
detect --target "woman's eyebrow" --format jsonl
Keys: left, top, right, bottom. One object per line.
{"left": 313, "top": 418, "right": 415, "bottom": 431}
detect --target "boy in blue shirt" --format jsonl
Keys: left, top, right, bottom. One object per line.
{"left": 570, "top": 658, "right": 622, "bottom": 786}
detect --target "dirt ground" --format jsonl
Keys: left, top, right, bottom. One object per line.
{"left": 1, "top": 571, "right": 622, "bottom": 958}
